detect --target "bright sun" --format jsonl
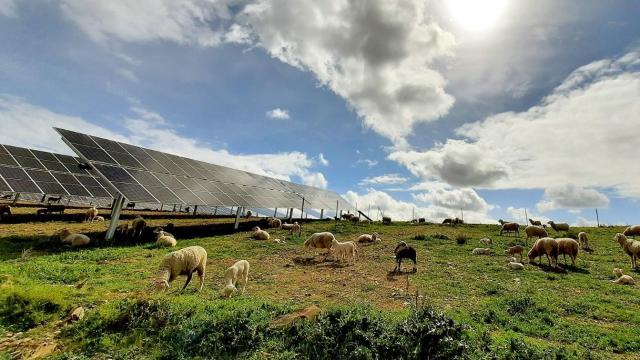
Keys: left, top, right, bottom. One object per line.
{"left": 448, "top": 0, "right": 507, "bottom": 32}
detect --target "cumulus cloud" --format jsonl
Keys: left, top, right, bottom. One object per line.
{"left": 224, "top": 23, "right": 252, "bottom": 44}
{"left": 357, "top": 159, "right": 378, "bottom": 168}
{"left": 412, "top": 184, "right": 491, "bottom": 212}
{"left": 574, "top": 216, "right": 597, "bottom": 227}
{"left": 0, "top": 94, "right": 326, "bottom": 185}
{"left": 0, "top": 0, "right": 16, "bottom": 17}
{"left": 359, "top": 174, "right": 408, "bottom": 186}
{"left": 390, "top": 49, "right": 640, "bottom": 199}
{"left": 536, "top": 185, "right": 609, "bottom": 212}
{"left": 317, "top": 153, "right": 329, "bottom": 166}
{"left": 265, "top": 108, "right": 290, "bottom": 120}
{"left": 241, "top": 0, "right": 455, "bottom": 145}
{"left": 505, "top": 206, "right": 550, "bottom": 225}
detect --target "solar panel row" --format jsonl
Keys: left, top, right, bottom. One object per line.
{"left": 0, "top": 144, "right": 115, "bottom": 200}
{"left": 56, "top": 128, "right": 351, "bottom": 210}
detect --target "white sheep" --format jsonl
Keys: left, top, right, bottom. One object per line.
{"left": 524, "top": 225, "right": 547, "bottom": 245}
{"left": 577, "top": 232, "right": 592, "bottom": 250}
{"left": 612, "top": 268, "right": 635, "bottom": 285}
{"left": 614, "top": 233, "right": 640, "bottom": 268}
{"left": 272, "top": 238, "right": 286, "bottom": 244}
{"left": 500, "top": 222, "right": 520, "bottom": 237}
{"left": 479, "top": 237, "right": 492, "bottom": 245}
{"left": 84, "top": 206, "right": 98, "bottom": 222}
{"left": 222, "top": 260, "right": 250, "bottom": 297}
{"left": 56, "top": 229, "right": 90, "bottom": 247}
{"left": 547, "top": 221, "right": 569, "bottom": 232}
{"left": 268, "top": 218, "right": 282, "bottom": 228}
{"left": 93, "top": 215, "right": 105, "bottom": 222}
{"left": 357, "top": 232, "right": 380, "bottom": 244}
{"left": 251, "top": 226, "right": 270, "bottom": 240}
{"left": 507, "top": 262, "right": 524, "bottom": 270}
{"left": 304, "top": 232, "right": 335, "bottom": 255}
{"left": 156, "top": 230, "right": 177, "bottom": 247}
{"left": 623, "top": 225, "right": 640, "bottom": 237}
{"left": 290, "top": 221, "right": 301, "bottom": 236}
{"left": 506, "top": 256, "right": 518, "bottom": 263}
{"left": 472, "top": 248, "right": 492, "bottom": 255}
{"left": 330, "top": 239, "right": 359, "bottom": 263}
{"left": 153, "top": 246, "right": 207, "bottom": 292}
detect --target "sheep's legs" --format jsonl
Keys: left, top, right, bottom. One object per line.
{"left": 182, "top": 271, "right": 194, "bottom": 290}
{"left": 196, "top": 268, "right": 205, "bottom": 291}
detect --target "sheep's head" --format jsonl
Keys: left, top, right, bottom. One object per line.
{"left": 330, "top": 238, "right": 339, "bottom": 248}
{"left": 252, "top": 226, "right": 260, "bottom": 232}
{"left": 222, "top": 284, "right": 237, "bottom": 298}
{"left": 55, "top": 228, "right": 71, "bottom": 240}
{"left": 394, "top": 241, "right": 408, "bottom": 254}
{"left": 613, "top": 233, "right": 627, "bottom": 247}
{"left": 527, "top": 248, "right": 537, "bottom": 261}
{"left": 303, "top": 238, "right": 312, "bottom": 248}
{"left": 613, "top": 268, "right": 624, "bottom": 278}
{"left": 152, "top": 279, "right": 170, "bottom": 292}
{"left": 372, "top": 232, "right": 380, "bottom": 241}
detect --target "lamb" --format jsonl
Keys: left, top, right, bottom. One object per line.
{"left": 129, "top": 216, "right": 146, "bottom": 239}
{"left": 612, "top": 268, "right": 635, "bottom": 285}
{"left": 0, "top": 204, "right": 11, "bottom": 220}
{"left": 382, "top": 216, "right": 392, "bottom": 225}
{"left": 222, "top": 260, "right": 250, "bottom": 297}
{"left": 84, "top": 206, "right": 98, "bottom": 222}
{"left": 281, "top": 222, "right": 301, "bottom": 235}
{"left": 504, "top": 245, "right": 525, "bottom": 261}
{"left": 156, "top": 230, "right": 177, "bottom": 247}
{"left": 56, "top": 229, "right": 90, "bottom": 247}
{"left": 500, "top": 222, "right": 520, "bottom": 237}
{"left": 623, "top": 225, "right": 640, "bottom": 237}
{"left": 547, "top": 221, "right": 569, "bottom": 232}
{"left": 556, "top": 238, "right": 579, "bottom": 266}
{"left": 524, "top": 225, "right": 547, "bottom": 244}
{"left": 479, "top": 237, "right": 492, "bottom": 245}
{"left": 251, "top": 226, "right": 270, "bottom": 240}
{"left": 529, "top": 218, "right": 542, "bottom": 226}
{"left": 304, "top": 232, "right": 335, "bottom": 255}
{"left": 393, "top": 241, "right": 417, "bottom": 272}
{"left": 330, "top": 239, "right": 359, "bottom": 263}
{"left": 93, "top": 215, "right": 105, "bottom": 222}
{"left": 614, "top": 233, "right": 640, "bottom": 268}
{"left": 506, "top": 256, "right": 518, "bottom": 263}
{"left": 153, "top": 246, "right": 207, "bottom": 292}
{"left": 357, "top": 232, "right": 380, "bottom": 244}
{"left": 508, "top": 262, "right": 525, "bottom": 270}
{"left": 471, "top": 248, "right": 492, "bottom": 255}
{"left": 528, "top": 237, "right": 558, "bottom": 268}
{"left": 577, "top": 232, "right": 592, "bottom": 251}
{"left": 268, "top": 218, "right": 282, "bottom": 228}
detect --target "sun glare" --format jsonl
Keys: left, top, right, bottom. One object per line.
{"left": 448, "top": 0, "right": 507, "bottom": 32}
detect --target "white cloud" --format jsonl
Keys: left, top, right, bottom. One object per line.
{"left": 574, "top": 216, "right": 597, "bottom": 227}
{"left": 536, "top": 185, "right": 609, "bottom": 212}
{"left": 317, "top": 153, "right": 329, "bottom": 166}
{"left": 58, "top": 0, "right": 231, "bottom": 47}
{"left": 0, "top": 0, "right": 16, "bottom": 17}
{"left": 265, "top": 108, "right": 290, "bottom": 120}
{"left": 357, "top": 159, "right": 378, "bottom": 168}
{"left": 390, "top": 49, "right": 640, "bottom": 199}
{"left": 224, "top": 23, "right": 252, "bottom": 44}
{"left": 359, "top": 174, "right": 408, "bottom": 186}
{"left": 242, "top": 0, "right": 455, "bottom": 145}
{"left": 412, "top": 184, "right": 491, "bottom": 212}
{"left": 505, "top": 206, "right": 550, "bottom": 225}
{"left": 0, "top": 94, "right": 326, "bottom": 186}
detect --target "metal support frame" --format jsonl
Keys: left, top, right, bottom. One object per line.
{"left": 300, "top": 197, "right": 305, "bottom": 221}
{"left": 274, "top": 208, "right": 278, "bottom": 217}
{"left": 105, "top": 194, "right": 125, "bottom": 240}
{"left": 193, "top": 205, "right": 198, "bottom": 215}
{"left": 213, "top": 206, "right": 218, "bottom": 215}
{"left": 11, "top": 193, "right": 20, "bottom": 206}
{"left": 233, "top": 206, "right": 242, "bottom": 230}
{"left": 288, "top": 207, "right": 293, "bottom": 222}
{"left": 320, "top": 209, "right": 324, "bottom": 219}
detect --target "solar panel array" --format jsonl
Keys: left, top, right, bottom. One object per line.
{"left": 56, "top": 128, "right": 351, "bottom": 210}
{"left": 0, "top": 144, "right": 115, "bottom": 200}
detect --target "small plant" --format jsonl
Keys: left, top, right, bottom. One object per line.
{"left": 455, "top": 233, "right": 468, "bottom": 245}
{"left": 432, "top": 233, "right": 449, "bottom": 240}
{"left": 413, "top": 234, "right": 427, "bottom": 241}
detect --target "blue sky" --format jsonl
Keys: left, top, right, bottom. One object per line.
{"left": 0, "top": 0, "right": 639, "bottom": 224}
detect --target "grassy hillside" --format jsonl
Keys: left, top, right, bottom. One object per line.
{"left": 0, "top": 220, "right": 638, "bottom": 359}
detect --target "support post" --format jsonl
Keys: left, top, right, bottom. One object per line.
{"left": 234, "top": 206, "right": 242, "bottom": 230}
{"left": 11, "top": 193, "right": 20, "bottom": 206}
{"left": 336, "top": 200, "right": 339, "bottom": 222}
{"left": 274, "top": 208, "right": 278, "bottom": 217}
{"left": 595, "top": 208, "right": 600, "bottom": 227}
{"left": 300, "top": 197, "right": 305, "bottom": 222}
{"left": 160, "top": 204, "right": 164, "bottom": 211}
{"left": 524, "top": 208, "right": 528, "bottom": 225}
{"left": 288, "top": 207, "right": 293, "bottom": 222}
{"left": 105, "top": 195, "right": 125, "bottom": 241}
{"left": 320, "top": 209, "right": 324, "bottom": 219}
{"left": 193, "top": 205, "right": 198, "bottom": 215}
{"left": 213, "top": 206, "right": 218, "bottom": 215}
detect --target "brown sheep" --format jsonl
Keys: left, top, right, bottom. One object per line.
{"left": 500, "top": 222, "right": 520, "bottom": 237}
{"left": 547, "top": 221, "right": 569, "bottom": 232}
{"left": 504, "top": 245, "right": 525, "bottom": 261}
{"left": 528, "top": 237, "right": 558, "bottom": 267}
{"left": 524, "top": 225, "right": 547, "bottom": 245}
{"left": 529, "top": 218, "right": 542, "bottom": 226}
{"left": 623, "top": 225, "right": 640, "bottom": 237}
{"left": 556, "top": 238, "right": 579, "bottom": 267}
{"left": 614, "top": 233, "right": 640, "bottom": 268}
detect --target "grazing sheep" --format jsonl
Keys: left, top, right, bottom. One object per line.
{"left": 36, "top": 208, "right": 49, "bottom": 216}
{"left": 350, "top": 216, "right": 360, "bottom": 224}
{"left": 556, "top": 238, "right": 579, "bottom": 266}
{"left": 129, "top": 216, "right": 146, "bottom": 239}
{"left": 56, "top": 229, "right": 90, "bottom": 247}
{"left": 452, "top": 217, "right": 464, "bottom": 225}
{"left": 577, "top": 232, "right": 592, "bottom": 251}
{"left": 500, "top": 222, "right": 520, "bottom": 237}
{"left": 525, "top": 225, "right": 548, "bottom": 244}
{"left": 359, "top": 219, "right": 371, "bottom": 224}
{"left": 330, "top": 239, "right": 359, "bottom": 263}
{"left": 623, "top": 225, "right": 640, "bottom": 237}
{"left": 47, "top": 204, "right": 65, "bottom": 214}
{"left": 382, "top": 216, "right": 392, "bottom": 225}
{"left": 547, "top": 221, "right": 569, "bottom": 232}
{"left": 508, "top": 262, "right": 525, "bottom": 270}
{"left": 479, "top": 237, "right": 492, "bottom": 245}
{"left": 612, "top": 268, "right": 635, "bottom": 285}
{"left": 153, "top": 246, "right": 207, "bottom": 292}
{"left": 418, "top": 218, "right": 426, "bottom": 223}
{"left": 528, "top": 237, "right": 558, "bottom": 268}
{"left": 0, "top": 204, "right": 11, "bottom": 220}
{"left": 268, "top": 218, "right": 282, "bottom": 228}
{"left": 357, "top": 232, "right": 380, "bottom": 244}
{"left": 251, "top": 226, "right": 270, "bottom": 240}
{"left": 504, "top": 245, "right": 526, "bottom": 261}
{"left": 84, "top": 206, "right": 98, "bottom": 222}
{"left": 529, "top": 218, "right": 542, "bottom": 226}
{"left": 393, "top": 241, "right": 417, "bottom": 272}
{"left": 471, "top": 248, "right": 492, "bottom": 255}
{"left": 291, "top": 221, "right": 301, "bottom": 236}
{"left": 222, "top": 260, "right": 250, "bottom": 297}
{"left": 304, "top": 232, "right": 335, "bottom": 255}
{"left": 341, "top": 213, "right": 355, "bottom": 221}
{"left": 116, "top": 223, "right": 129, "bottom": 238}
{"left": 156, "top": 230, "right": 177, "bottom": 247}
{"left": 614, "top": 233, "right": 640, "bottom": 268}
{"left": 442, "top": 218, "right": 453, "bottom": 225}
{"left": 498, "top": 219, "right": 507, "bottom": 226}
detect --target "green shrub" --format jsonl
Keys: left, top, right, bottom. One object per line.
{"left": 455, "top": 234, "right": 468, "bottom": 245}
{"left": 432, "top": 233, "right": 450, "bottom": 240}
{"left": 413, "top": 235, "right": 427, "bottom": 241}
{"left": 0, "top": 286, "right": 71, "bottom": 331}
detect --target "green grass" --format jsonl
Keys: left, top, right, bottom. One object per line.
{"left": 0, "top": 221, "right": 639, "bottom": 358}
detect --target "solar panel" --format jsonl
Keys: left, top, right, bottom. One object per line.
{"left": 56, "top": 128, "right": 353, "bottom": 210}
{"left": 0, "top": 144, "right": 114, "bottom": 203}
